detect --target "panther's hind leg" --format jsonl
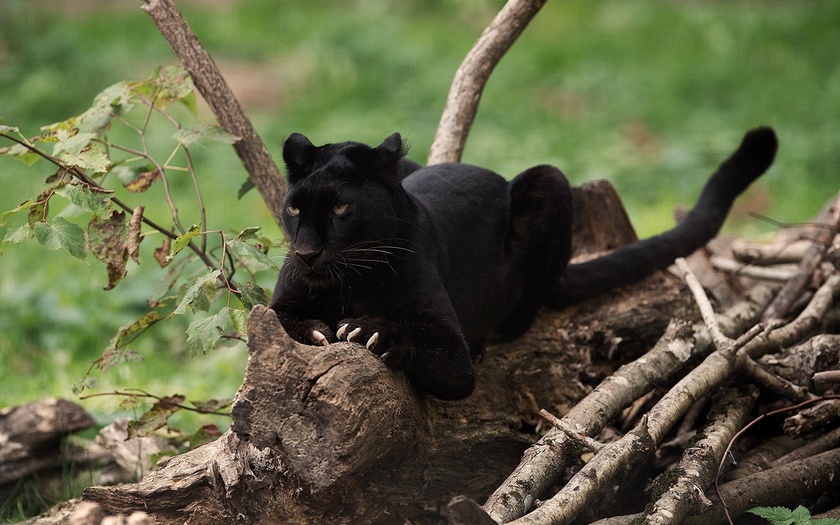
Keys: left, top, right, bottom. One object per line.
{"left": 497, "top": 165, "right": 573, "bottom": 340}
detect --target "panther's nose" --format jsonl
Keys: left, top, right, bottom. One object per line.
{"left": 294, "top": 248, "right": 321, "bottom": 268}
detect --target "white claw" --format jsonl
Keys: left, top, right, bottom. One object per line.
{"left": 346, "top": 327, "right": 362, "bottom": 342}
{"left": 336, "top": 324, "right": 349, "bottom": 339}
{"left": 312, "top": 330, "right": 329, "bottom": 347}
{"left": 379, "top": 352, "right": 390, "bottom": 362}
{"left": 365, "top": 332, "right": 379, "bottom": 349}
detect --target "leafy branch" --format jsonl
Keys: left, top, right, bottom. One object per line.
{"left": 0, "top": 66, "right": 284, "bottom": 399}
{"left": 80, "top": 389, "right": 232, "bottom": 440}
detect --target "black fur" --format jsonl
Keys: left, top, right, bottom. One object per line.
{"left": 270, "top": 128, "right": 778, "bottom": 400}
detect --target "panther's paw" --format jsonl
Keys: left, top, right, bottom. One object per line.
{"left": 337, "top": 316, "right": 412, "bottom": 370}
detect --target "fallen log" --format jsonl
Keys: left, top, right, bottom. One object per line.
{"left": 0, "top": 398, "right": 98, "bottom": 507}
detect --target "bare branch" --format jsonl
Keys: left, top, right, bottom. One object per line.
{"left": 539, "top": 409, "right": 605, "bottom": 453}
{"left": 142, "top": 0, "right": 286, "bottom": 224}
{"left": 783, "top": 398, "right": 840, "bottom": 438}
{"left": 683, "top": 448, "right": 840, "bottom": 525}
{"left": 747, "top": 273, "right": 840, "bottom": 359}
{"left": 739, "top": 357, "right": 814, "bottom": 403}
{"left": 762, "top": 190, "right": 840, "bottom": 321}
{"left": 676, "top": 257, "right": 732, "bottom": 350}
{"left": 644, "top": 386, "right": 758, "bottom": 525}
{"left": 711, "top": 255, "right": 797, "bottom": 281}
{"left": 427, "top": 0, "right": 547, "bottom": 164}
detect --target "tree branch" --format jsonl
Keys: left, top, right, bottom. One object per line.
{"left": 142, "top": 0, "right": 286, "bottom": 225}
{"left": 644, "top": 385, "right": 758, "bottom": 525}
{"left": 427, "top": 0, "right": 547, "bottom": 164}
{"left": 762, "top": 189, "right": 840, "bottom": 322}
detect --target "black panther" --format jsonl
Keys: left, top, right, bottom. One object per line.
{"left": 270, "top": 127, "right": 778, "bottom": 400}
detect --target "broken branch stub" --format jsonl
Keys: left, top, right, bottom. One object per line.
{"left": 231, "top": 305, "right": 421, "bottom": 492}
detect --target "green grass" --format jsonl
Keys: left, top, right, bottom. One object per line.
{"left": 0, "top": 0, "right": 838, "bottom": 449}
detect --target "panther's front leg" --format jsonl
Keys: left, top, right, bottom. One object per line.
{"left": 336, "top": 314, "right": 475, "bottom": 400}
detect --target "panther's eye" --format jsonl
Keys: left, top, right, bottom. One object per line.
{"left": 332, "top": 203, "right": 348, "bottom": 215}
{"left": 286, "top": 205, "right": 300, "bottom": 216}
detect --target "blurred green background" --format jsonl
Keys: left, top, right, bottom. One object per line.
{"left": 0, "top": 0, "right": 838, "bottom": 429}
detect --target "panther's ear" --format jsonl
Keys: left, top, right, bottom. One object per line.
{"left": 372, "top": 133, "right": 408, "bottom": 188}
{"left": 283, "top": 133, "right": 318, "bottom": 182}
{"left": 375, "top": 132, "right": 406, "bottom": 161}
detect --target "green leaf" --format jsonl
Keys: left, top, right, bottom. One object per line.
{"left": 174, "top": 270, "right": 221, "bottom": 315}
{"left": 78, "top": 81, "right": 134, "bottom": 133}
{"left": 33, "top": 218, "right": 86, "bottom": 259}
{"left": 86, "top": 210, "right": 128, "bottom": 290}
{"left": 226, "top": 238, "right": 281, "bottom": 269}
{"left": 186, "top": 314, "right": 224, "bottom": 356}
{"left": 182, "top": 424, "right": 222, "bottom": 449}
{"left": 240, "top": 282, "right": 270, "bottom": 310}
{"left": 127, "top": 394, "right": 185, "bottom": 438}
{"left": 154, "top": 66, "right": 195, "bottom": 111}
{"left": 229, "top": 308, "right": 249, "bottom": 337}
{"left": 38, "top": 117, "right": 79, "bottom": 142}
{"left": 173, "top": 122, "right": 239, "bottom": 147}
{"left": 71, "top": 376, "right": 99, "bottom": 395}
{"left": 237, "top": 227, "right": 262, "bottom": 241}
{"left": 1, "top": 200, "right": 34, "bottom": 227}
{"left": 54, "top": 182, "right": 113, "bottom": 216}
{"left": 0, "top": 143, "right": 41, "bottom": 166}
{"left": 790, "top": 505, "right": 811, "bottom": 524}
{"left": 237, "top": 178, "right": 255, "bottom": 199}
{"left": 47, "top": 128, "right": 110, "bottom": 172}
{"left": 110, "top": 311, "right": 161, "bottom": 350}
{"left": 168, "top": 224, "right": 201, "bottom": 260}
{"left": 51, "top": 129, "right": 96, "bottom": 157}
{"left": 0, "top": 224, "right": 34, "bottom": 253}
{"left": 59, "top": 141, "right": 110, "bottom": 173}
{"left": 748, "top": 506, "right": 797, "bottom": 525}
{"left": 28, "top": 190, "right": 49, "bottom": 225}
{"left": 98, "top": 347, "right": 143, "bottom": 372}
{"left": 215, "top": 306, "right": 249, "bottom": 338}
{"left": 190, "top": 399, "right": 231, "bottom": 413}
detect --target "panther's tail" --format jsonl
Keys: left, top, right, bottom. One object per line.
{"left": 548, "top": 126, "right": 778, "bottom": 308}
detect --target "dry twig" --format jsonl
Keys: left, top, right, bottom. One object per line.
{"left": 711, "top": 255, "right": 797, "bottom": 281}
{"left": 675, "top": 257, "right": 732, "bottom": 350}
{"left": 688, "top": 448, "right": 840, "bottom": 525}
{"left": 644, "top": 386, "right": 758, "bottom": 525}
{"left": 539, "top": 409, "right": 605, "bottom": 453}
{"left": 762, "top": 190, "right": 840, "bottom": 321}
